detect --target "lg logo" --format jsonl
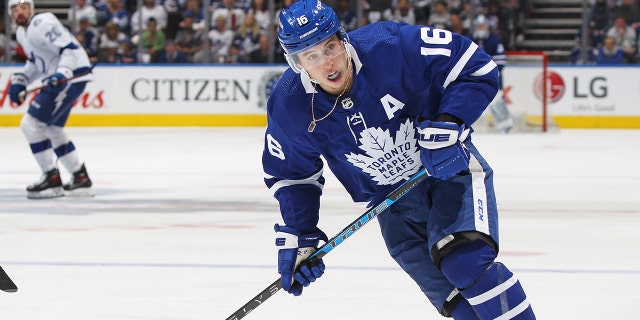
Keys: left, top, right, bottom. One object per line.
{"left": 534, "top": 71, "right": 565, "bottom": 104}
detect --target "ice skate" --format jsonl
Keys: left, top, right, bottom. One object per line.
{"left": 26, "top": 168, "right": 64, "bottom": 199}
{"left": 63, "top": 163, "right": 95, "bottom": 197}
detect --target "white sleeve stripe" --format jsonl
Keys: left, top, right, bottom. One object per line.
{"left": 467, "top": 274, "right": 518, "bottom": 305}
{"left": 471, "top": 60, "right": 497, "bottom": 77}
{"left": 269, "top": 169, "right": 325, "bottom": 194}
{"left": 494, "top": 300, "right": 532, "bottom": 320}
{"left": 443, "top": 41, "right": 478, "bottom": 89}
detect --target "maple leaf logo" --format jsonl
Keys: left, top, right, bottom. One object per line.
{"left": 345, "top": 119, "right": 421, "bottom": 185}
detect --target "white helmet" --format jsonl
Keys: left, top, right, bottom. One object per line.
{"left": 8, "top": 0, "right": 35, "bottom": 21}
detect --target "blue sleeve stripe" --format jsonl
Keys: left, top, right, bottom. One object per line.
{"left": 443, "top": 41, "right": 478, "bottom": 89}
{"left": 267, "top": 169, "right": 325, "bottom": 195}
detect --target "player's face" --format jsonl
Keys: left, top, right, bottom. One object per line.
{"left": 297, "top": 36, "right": 352, "bottom": 95}
{"left": 10, "top": 3, "right": 31, "bottom": 27}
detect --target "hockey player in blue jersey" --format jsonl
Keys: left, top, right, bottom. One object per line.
{"left": 262, "top": 0, "right": 536, "bottom": 318}
{"left": 8, "top": 0, "right": 94, "bottom": 199}
{"left": 468, "top": 15, "right": 514, "bottom": 133}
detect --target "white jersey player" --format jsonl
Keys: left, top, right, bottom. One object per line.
{"left": 8, "top": 0, "right": 95, "bottom": 199}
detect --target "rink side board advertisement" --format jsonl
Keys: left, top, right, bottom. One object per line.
{"left": 1, "top": 64, "right": 639, "bottom": 128}
{"left": 0, "top": 65, "right": 287, "bottom": 126}
{"left": 502, "top": 65, "right": 640, "bottom": 128}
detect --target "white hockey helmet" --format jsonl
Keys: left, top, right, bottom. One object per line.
{"left": 8, "top": 0, "right": 35, "bottom": 21}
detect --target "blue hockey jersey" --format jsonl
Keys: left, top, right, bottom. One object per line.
{"left": 262, "top": 22, "right": 499, "bottom": 232}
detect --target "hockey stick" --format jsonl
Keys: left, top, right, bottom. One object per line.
{"left": 225, "top": 168, "right": 429, "bottom": 320}
{"left": 0, "top": 266, "right": 18, "bottom": 293}
{"left": 21, "top": 63, "right": 97, "bottom": 97}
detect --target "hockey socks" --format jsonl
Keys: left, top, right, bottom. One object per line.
{"left": 441, "top": 241, "right": 535, "bottom": 319}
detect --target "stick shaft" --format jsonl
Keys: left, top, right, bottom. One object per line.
{"left": 225, "top": 169, "right": 428, "bottom": 320}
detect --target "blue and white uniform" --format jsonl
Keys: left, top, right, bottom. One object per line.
{"left": 263, "top": 9, "right": 535, "bottom": 318}
{"left": 14, "top": 12, "right": 93, "bottom": 181}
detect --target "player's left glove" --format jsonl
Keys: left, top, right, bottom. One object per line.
{"left": 274, "top": 224, "right": 328, "bottom": 296}
{"left": 9, "top": 73, "right": 28, "bottom": 105}
{"left": 43, "top": 68, "right": 73, "bottom": 93}
{"left": 417, "top": 119, "right": 471, "bottom": 179}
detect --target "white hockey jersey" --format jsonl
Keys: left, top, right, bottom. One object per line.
{"left": 15, "top": 12, "right": 93, "bottom": 84}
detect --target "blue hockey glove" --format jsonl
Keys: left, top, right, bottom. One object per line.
{"left": 9, "top": 73, "right": 28, "bottom": 104}
{"left": 274, "top": 224, "right": 328, "bottom": 296}
{"left": 43, "top": 70, "right": 71, "bottom": 93}
{"left": 417, "top": 120, "right": 471, "bottom": 179}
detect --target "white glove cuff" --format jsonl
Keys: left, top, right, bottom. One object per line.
{"left": 55, "top": 67, "right": 74, "bottom": 79}
{"left": 275, "top": 231, "right": 299, "bottom": 249}
{"left": 11, "top": 73, "right": 29, "bottom": 86}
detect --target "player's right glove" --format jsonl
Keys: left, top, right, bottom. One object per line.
{"left": 274, "top": 224, "right": 328, "bottom": 296}
{"left": 43, "top": 68, "right": 73, "bottom": 94}
{"left": 417, "top": 119, "right": 471, "bottom": 179}
{"left": 9, "top": 73, "right": 28, "bottom": 105}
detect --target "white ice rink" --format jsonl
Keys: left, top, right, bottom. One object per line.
{"left": 1, "top": 127, "right": 639, "bottom": 319}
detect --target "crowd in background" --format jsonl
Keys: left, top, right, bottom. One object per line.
{"left": 2, "top": 0, "right": 640, "bottom": 64}
{"left": 570, "top": 0, "right": 640, "bottom": 64}
{"left": 1, "top": 0, "right": 529, "bottom": 64}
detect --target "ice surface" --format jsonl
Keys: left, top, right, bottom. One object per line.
{"left": 1, "top": 127, "right": 639, "bottom": 319}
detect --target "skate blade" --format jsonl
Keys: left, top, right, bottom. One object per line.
{"left": 64, "top": 187, "right": 96, "bottom": 197}
{"left": 27, "top": 187, "right": 65, "bottom": 199}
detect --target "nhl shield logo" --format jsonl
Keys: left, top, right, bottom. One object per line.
{"left": 341, "top": 97, "right": 354, "bottom": 109}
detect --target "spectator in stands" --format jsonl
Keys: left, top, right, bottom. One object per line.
{"left": 205, "top": 15, "right": 235, "bottom": 63}
{"left": 595, "top": 36, "right": 625, "bottom": 64}
{"left": 156, "top": 40, "right": 187, "bottom": 63}
{"left": 336, "top": 0, "right": 358, "bottom": 32}
{"left": 212, "top": 0, "right": 246, "bottom": 32}
{"left": 411, "top": 0, "right": 431, "bottom": 25}
{"left": 428, "top": 1, "right": 451, "bottom": 30}
{"left": 234, "top": 12, "right": 262, "bottom": 57}
{"left": 448, "top": 11, "right": 470, "bottom": 37}
{"left": 98, "top": 21, "right": 127, "bottom": 63}
{"left": 589, "top": 0, "right": 612, "bottom": 48}
{"left": 141, "top": 17, "right": 166, "bottom": 62}
{"left": 105, "top": 0, "right": 131, "bottom": 36}
{"left": 224, "top": 43, "right": 248, "bottom": 63}
{"left": 249, "top": 0, "right": 271, "bottom": 30}
{"left": 613, "top": 0, "right": 640, "bottom": 31}
{"left": 606, "top": 16, "right": 637, "bottom": 63}
{"left": 498, "top": 0, "right": 522, "bottom": 49}
{"left": 163, "top": 0, "right": 184, "bottom": 40}
{"left": 182, "top": 0, "right": 205, "bottom": 31}
{"left": 93, "top": 0, "right": 110, "bottom": 26}
{"left": 68, "top": 0, "right": 98, "bottom": 27}
{"left": 569, "top": 29, "right": 597, "bottom": 64}
{"left": 459, "top": 1, "right": 476, "bottom": 34}
{"left": 363, "top": 0, "right": 393, "bottom": 24}
{"left": 116, "top": 38, "right": 138, "bottom": 63}
{"left": 75, "top": 17, "right": 99, "bottom": 60}
{"left": 131, "top": 0, "right": 168, "bottom": 35}
{"left": 0, "top": 17, "right": 15, "bottom": 61}
{"left": 76, "top": 33, "right": 99, "bottom": 63}
{"left": 174, "top": 13, "right": 206, "bottom": 62}
{"left": 248, "top": 33, "right": 270, "bottom": 63}
{"left": 483, "top": 1, "right": 502, "bottom": 36}
{"left": 390, "top": 0, "right": 416, "bottom": 24}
